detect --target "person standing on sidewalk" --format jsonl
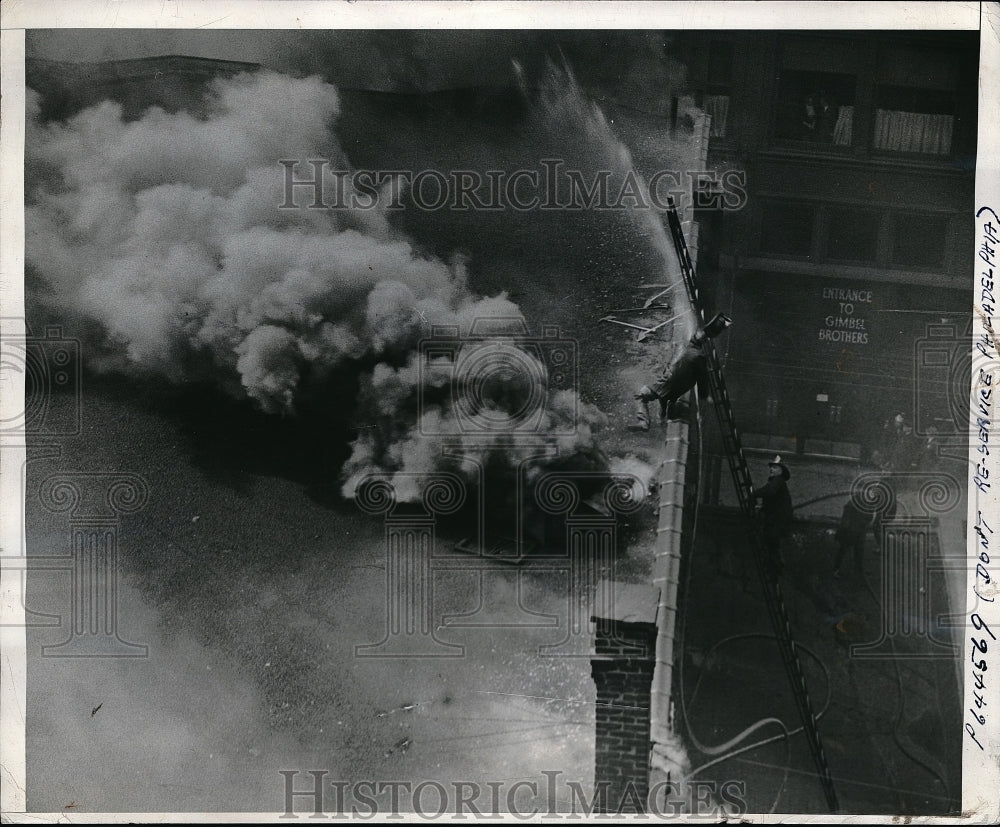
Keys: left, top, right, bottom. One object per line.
{"left": 870, "top": 477, "right": 898, "bottom": 551}
{"left": 751, "top": 455, "right": 793, "bottom": 577}
{"left": 833, "top": 498, "right": 873, "bottom": 577}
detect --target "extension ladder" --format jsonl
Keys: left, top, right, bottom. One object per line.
{"left": 664, "top": 197, "right": 840, "bottom": 813}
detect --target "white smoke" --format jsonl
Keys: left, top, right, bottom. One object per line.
{"left": 25, "top": 68, "right": 613, "bottom": 498}
{"left": 340, "top": 343, "right": 610, "bottom": 502}
{"left": 608, "top": 455, "right": 657, "bottom": 502}
{"left": 24, "top": 74, "right": 363, "bottom": 395}
{"left": 22, "top": 72, "right": 435, "bottom": 385}
{"left": 26, "top": 70, "right": 504, "bottom": 412}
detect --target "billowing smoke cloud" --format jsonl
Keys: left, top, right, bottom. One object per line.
{"left": 341, "top": 366, "right": 609, "bottom": 502}
{"left": 27, "top": 71, "right": 474, "bottom": 406}
{"left": 25, "top": 68, "right": 615, "bottom": 501}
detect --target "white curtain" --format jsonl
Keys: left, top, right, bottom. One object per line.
{"left": 833, "top": 106, "right": 853, "bottom": 146}
{"left": 703, "top": 94, "right": 730, "bottom": 137}
{"left": 873, "top": 109, "right": 953, "bottom": 154}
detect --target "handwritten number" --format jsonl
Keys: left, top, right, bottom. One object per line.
{"left": 972, "top": 636, "right": 989, "bottom": 655}
{"left": 972, "top": 613, "right": 997, "bottom": 641}
{"left": 966, "top": 723, "right": 985, "bottom": 750}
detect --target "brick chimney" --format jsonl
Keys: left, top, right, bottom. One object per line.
{"left": 590, "top": 581, "right": 660, "bottom": 813}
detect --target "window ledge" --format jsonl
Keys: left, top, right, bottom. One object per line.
{"left": 739, "top": 256, "right": 966, "bottom": 288}
{"left": 755, "top": 146, "right": 971, "bottom": 175}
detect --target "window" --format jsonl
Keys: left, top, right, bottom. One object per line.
{"left": 775, "top": 71, "right": 857, "bottom": 144}
{"left": 872, "top": 46, "right": 960, "bottom": 155}
{"left": 760, "top": 201, "right": 814, "bottom": 257}
{"left": 703, "top": 96, "right": 731, "bottom": 138}
{"left": 759, "top": 205, "right": 953, "bottom": 269}
{"left": 893, "top": 213, "right": 947, "bottom": 268}
{"left": 774, "top": 38, "right": 858, "bottom": 146}
{"left": 703, "top": 40, "right": 735, "bottom": 138}
{"left": 768, "top": 35, "right": 972, "bottom": 159}
{"left": 826, "top": 208, "right": 879, "bottom": 264}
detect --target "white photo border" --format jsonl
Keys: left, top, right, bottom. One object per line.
{"left": 1, "top": 1, "right": 997, "bottom": 823}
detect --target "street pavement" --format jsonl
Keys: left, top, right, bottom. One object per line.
{"left": 675, "top": 434, "right": 968, "bottom": 815}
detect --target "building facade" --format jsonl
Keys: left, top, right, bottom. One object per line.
{"left": 681, "top": 30, "right": 978, "bottom": 463}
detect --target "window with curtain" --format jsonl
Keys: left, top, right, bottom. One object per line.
{"left": 872, "top": 110, "right": 953, "bottom": 154}
{"left": 703, "top": 39, "right": 734, "bottom": 138}
{"left": 832, "top": 106, "right": 854, "bottom": 147}
{"left": 872, "top": 46, "right": 959, "bottom": 155}
{"left": 703, "top": 94, "right": 730, "bottom": 137}
{"left": 872, "top": 88, "right": 955, "bottom": 154}
{"left": 775, "top": 70, "right": 856, "bottom": 145}
{"left": 774, "top": 37, "right": 859, "bottom": 146}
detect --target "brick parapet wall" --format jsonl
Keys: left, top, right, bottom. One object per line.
{"left": 591, "top": 619, "right": 658, "bottom": 813}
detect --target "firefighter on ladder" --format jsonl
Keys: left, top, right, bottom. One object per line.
{"left": 628, "top": 313, "right": 733, "bottom": 431}
{"left": 752, "top": 455, "right": 794, "bottom": 577}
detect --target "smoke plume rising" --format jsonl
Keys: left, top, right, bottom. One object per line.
{"left": 25, "top": 68, "right": 617, "bottom": 501}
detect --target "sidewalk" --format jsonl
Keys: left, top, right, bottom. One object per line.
{"left": 679, "top": 444, "right": 968, "bottom": 813}
{"left": 706, "top": 442, "right": 969, "bottom": 648}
